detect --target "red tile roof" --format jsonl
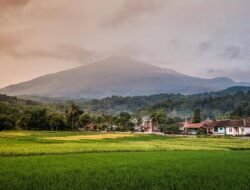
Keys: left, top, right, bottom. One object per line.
{"left": 183, "top": 118, "right": 250, "bottom": 129}
{"left": 184, "top": 122, "right": 209, "bottom": 129}
{"left": 210, "top": 120, "right": 244, "bottom": 127}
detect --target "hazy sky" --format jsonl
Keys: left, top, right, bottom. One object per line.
{"left": 1, "top": 0, "right": 250, "bottom": 87}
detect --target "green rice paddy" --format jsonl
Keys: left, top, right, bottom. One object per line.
{"left": 0, "top": 131, "right": 250, "bottom": 190}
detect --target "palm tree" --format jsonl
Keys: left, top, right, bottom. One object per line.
{"left": 65, "top": 103, "right": 83, "bottom": 131}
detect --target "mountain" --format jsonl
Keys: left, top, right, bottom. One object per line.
{"left": 0, "top": 56, "right": 249, "bottom": 98}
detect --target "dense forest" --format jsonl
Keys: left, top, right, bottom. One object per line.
{"left": 80, "top": 86, "right": 250, "bottom": 118}
{"left": 0, "top": 94, "right": 136, "bottom": 131}
{"left": 1, "top": 86, "right": 250, "bottom": 132}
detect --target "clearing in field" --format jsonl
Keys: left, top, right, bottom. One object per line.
{"left": 44, "top": 133, "right": 137, "bottom": 141}
{"left": 0, "top": 131, "right": 31, "bottom": 138}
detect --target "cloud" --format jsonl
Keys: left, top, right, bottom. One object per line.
{"left": 221, "top": 45, "right": 250, "bottom": 60}
{"left": 208, "top": 68, "right": 250, "bottom": 82}
{"left": 1, "top": 0, "right": 250, "bottom": 87}
{"left": 0, "top": 0, "right": 30, "bottom": 8}
{"left": 199, "top": 42, "right": 212, "bottom": 52}
{"left": 107, "top": 0, "right": 165, "bottom": 27}
{"left": 223, "top": 46, "right": 242, "bottom": 59}
{"left": 0, "top": 32, "right": 21, "bottom": 54}
{"left": 0, "top": 0, "right": 30, "bottom": 20}
{"left": 4, "top": 44, "right": 95, "bottom": 63}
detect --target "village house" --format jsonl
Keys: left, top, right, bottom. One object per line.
{"left": 182, "top": 118, "right": 250, "bottom": 136}
{"left": 243, "top": 118, "right": 250, "bottom": 135}
{"left": 210, "top": 120, "right": 243, "bottom": 136}
{"left": 183, "top": 119, "right": 212, "bottom": 135}
{"left": 140, "top": 117, "right": 160, "bottom": 133}
{"left": 140, "top": 117, "right": 153, "bottom": 133}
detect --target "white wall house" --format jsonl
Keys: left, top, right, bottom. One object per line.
{"left": 182, "top": 118, "right": 250, "bottom": 136}
{"left": 212, "top": 126, "right": 225, "bottom": 135}
{"left": 243, "top": 119, "right": 250, "bottom": 135}
{"left": 225, "top": 127, "right": 245, "bottom": 136}
{"left": 208, "top": 119, "right": 250, "bottom": 136}
{"left": 243, "top": 127, "right": 250, "bottom": 135}
{"left": 140, "top": 117, "right": 153, "bottom": 133}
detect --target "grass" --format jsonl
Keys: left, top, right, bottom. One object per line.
{"left": 1, "top": 131, "right": 250, "bottom": 156}
{"left": 1, "top": 131, "right": 250, "bottom": 190}
{"left": 44, "top": 133, "right": 137, "bottom": 140}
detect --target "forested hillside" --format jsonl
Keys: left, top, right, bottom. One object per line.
{"left": 80, "top": 86, "right": 250, "bottom": 119}
{"left": 1, "top": 86, "right": 250, "bottom": 131}
{"left": 0, "top": 94, "right": 136, "bottom": 132}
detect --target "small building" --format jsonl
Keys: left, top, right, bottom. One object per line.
{"left": 140, "top": 117, "right": 160, "bottom": 133}
{"left": 140, "top": 117, "right": 153, "bottom": 133}
{"left": 210, "top": 120, "right": 245, "bottom": 136}
{"left": 243, "top": 118, "right": 250, "bottom": 135}
{"left": 183, "top": 121, "right": 212, "bottom": 135}
{"left": 84, "top": 123, "right": 98, "bottom": 131}
{"left": 182, "top": 118, "right": 250, "bottom": 136}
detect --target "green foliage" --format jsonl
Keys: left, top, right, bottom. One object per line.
{"left": 116, "top": 112, "right": 135, "bottom": 131}
{"left": 18, "top": 108, "right": 48, "bottom": 130}
{"left": 77, "top": 113, "right": 92, "bottom": 128}
{"left": 1, "top": 131, "right": 250, "bottom": 190}
{"left": 78, "top": 87, "right": 250, "bottom": 119}
{"left": 192, "top": 109, "right": 201, "bottom": 123}
{"left": 2, "top": 86, "right": 250, "bottom": 132}
{"left": 197, "top": 128, "right": 207, "bottom": 135}
{"left": 0, "top": 114, "right": 15, "bottom": 130}
{"left": 162, "top": 124, "right": 181, "bottom": 134}
{"left": 48, "top": 113, "right": 67, "bottom": 131}
{"left": 150, "top": 111, "right": 167, "bottom": 130}
{"left": 65, "top": 102, "right": 83, "bottom": 130}
{"left": 1, "top": 151, "right": 250, "bottom": 190}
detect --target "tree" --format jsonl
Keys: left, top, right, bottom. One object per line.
{"left": 65, "top": 103, "right": 83, "bottom": 131}
{"left": 77, "top": 113, "right": 92, "bottom": 128}
{"left": 18, "top": 108, "right": 48, "bottom": 130}
{"left": 150, "top": 111, "right": 167, "bottom": 130}
{"left": 115, "top": 112, "right": 134, "bottom": 131}
{"left": 137, "top": 116, "right": 143, "bottom": 126}
{"left": 18, "top": 113, "right": 32, "bottom": 130}
{"left": 162, "top": 124, "right": 181, "bottom": 134}
{"left": 192, "top": 109, "right": 201, "bottom": 123}
{"left": 48, "top": 113, "right": 66, "bottom": 131}
{"left": 0, "top": 114, "right": 15, "bottom": 131}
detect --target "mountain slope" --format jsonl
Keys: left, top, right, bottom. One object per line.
{"left": 78, "top": 86, "right": 250, "bottom": 114}
{"left": 0, "top": 56, "right": 249, "bottom": 98}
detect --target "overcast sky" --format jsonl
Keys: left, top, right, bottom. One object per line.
{"left": 1, "top": 0, "right": 250, "bottom": 87}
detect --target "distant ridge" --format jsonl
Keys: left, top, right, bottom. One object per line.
{"left": 0, "top": 56, "right": 249, "bottom": 98}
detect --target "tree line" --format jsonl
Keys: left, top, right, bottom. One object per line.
{"left": 0, "top": 100, "right": 136, "bottom": 131}
{"left": 1, "top": 87, "right": 250, "bottom": 132}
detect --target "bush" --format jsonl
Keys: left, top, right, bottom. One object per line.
{"left": 0, "top": 114, "right": 16, "bottom": 130}
{"left": 162, "top": 124, "right": 181, "bottom": 134}
{"left": 48, "top": 113, "right": 67, "bottom": 131}
{"left": 197, "top": 128, "right": 207, "bottom": 135}
{"left": 18, "top": 108, "right": 48, "bottom": 130}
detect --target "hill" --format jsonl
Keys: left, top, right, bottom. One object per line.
{"left": 0, "top": 56, "right": 248, "bottom": 98}
{"left": 79, "top": 86, "right": 250, "bottom": 119}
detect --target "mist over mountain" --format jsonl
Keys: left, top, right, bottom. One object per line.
{"left": 0, "top": 57, "right": 249, "bottom": 99}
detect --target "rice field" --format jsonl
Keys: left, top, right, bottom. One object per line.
{"left": 45, "top": 133, "right": 137, "bottom": 140}
{"left": 0, "top": 131, "right": 250, "bottom": 190}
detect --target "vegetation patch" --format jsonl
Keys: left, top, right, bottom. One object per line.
{"left": 44, "top": 133, "right": 137, "bottom": 141}
{"left": 1, "top": 151, "right": 250, "bottom": 190}
{"left": 0, "top": 131, "right": 31, "bottom": 138}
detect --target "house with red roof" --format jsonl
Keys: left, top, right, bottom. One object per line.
{"left": 183, "top": 120, "right": 212, "bottom": 135}
{"left": 182, "top": 118, "right": 250, "bottom": 136}
{"left": 209, "top": 120, "right": 243, "bottom": 136}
